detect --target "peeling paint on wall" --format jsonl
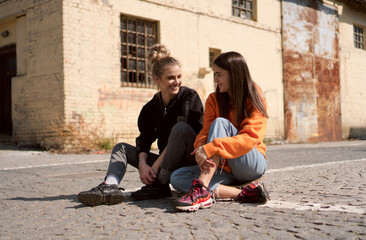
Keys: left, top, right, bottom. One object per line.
{"left": 282, "top": 0, "right": 342, "bottom": 143}
{"left": 98, "top": 86, "right": 155, "bottom": 111}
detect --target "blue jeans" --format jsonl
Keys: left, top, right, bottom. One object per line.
{"left": 170, "top": 117, "right": 267, "bottom": 193}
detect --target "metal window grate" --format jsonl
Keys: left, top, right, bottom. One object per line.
{"left": 232, "top": 0, "right": 253, "bottom": 20}
{"left": 354, "top": 25, "right": 364, "bottom": 50}
{"left": 121, "top": 15, "right": 158, "bottom": 88}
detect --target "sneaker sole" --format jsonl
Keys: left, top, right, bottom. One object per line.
{"left": 78, "top": 192, "right": 125, "bottom": 207}
{"left": 175, "top": 197, "right": 213, "bottom": 212}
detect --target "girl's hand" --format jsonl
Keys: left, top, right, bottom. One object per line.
{"left": 202, "top": 159, "right": 216, "bottom": 169}
{"left": 191, "top": 146, "right": 208, "bottom": 168}
{"left": 138, "top": 162, "right": 156, "bottom": 185}
{"left": 199, "top": 159, "right": 217, "bottom": 173}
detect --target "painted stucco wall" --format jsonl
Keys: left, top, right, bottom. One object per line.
{"left": 338, "top": 3, "right": 366, "bottom": 139}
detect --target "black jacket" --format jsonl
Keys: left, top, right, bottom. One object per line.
{"left": 136, "top": 86, "right": 203, "bottom": 155}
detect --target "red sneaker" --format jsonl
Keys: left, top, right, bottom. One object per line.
{"left": 174, "top": 179, "right": 212, "bottom": 212}
{"left": 237, "top": 182, "right": 270, "bottom": 204}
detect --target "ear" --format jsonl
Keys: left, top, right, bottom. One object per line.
{"left": 153, "top": 76, "right": 160, "bottom": 86}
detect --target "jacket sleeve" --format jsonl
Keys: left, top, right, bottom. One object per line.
{"left": 202, "top": 104, "right": 267, "bottom": 159}
{"left": 194, "top": 93, "right": 218, "bottom": 149}
{"left": 186, "top": 90, "right": 204, "bottom": 134}
{"left": 135, "top": 104, "right": 157, "bottom": 154}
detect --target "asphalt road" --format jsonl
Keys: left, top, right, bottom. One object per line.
{"left": 0, "top": 140, "right": 365, "bottom": 239}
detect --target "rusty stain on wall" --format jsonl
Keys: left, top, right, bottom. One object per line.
{"left": 282, "top": 0, "right": 342, "bottom": 143}
{"left": 98, "top": 86, "right": 155, "bottom": 110}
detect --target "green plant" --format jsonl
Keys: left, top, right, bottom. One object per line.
{"left": 98, "top": 137, "right": 114, "bottom": 150}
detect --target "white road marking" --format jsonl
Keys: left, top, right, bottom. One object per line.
{"left": 259, "top": 200, "right": 365, "bottom": 214}
{"left": 2, "top": 157, "right": 365, "bottom": 172}
{"left": 0, "top": 159, "right": 108, "bottom": 171}
{"left": 266, "top": 158, "right": 366, "bottom": 173}
{"left": 267, "top": 141, "right": 366, "bottom": 150}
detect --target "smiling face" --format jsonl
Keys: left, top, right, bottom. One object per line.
{"left": 213, "top": 64, "right": 230, "bottom": 93}
{"left": 155, "top": 64, "right": 182, "bottom": 99}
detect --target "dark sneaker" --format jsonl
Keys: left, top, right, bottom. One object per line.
{"left": 237, "top": 182, "right": 270, "bottom": 204}
{"left": 130, "top": 179, "right": 172, "bottom": 201}
{"left": 77, "top": 182, "right": 125, "bottom": 207}
{"left": 174, "top": 179, "right": 212, "bottom": 212}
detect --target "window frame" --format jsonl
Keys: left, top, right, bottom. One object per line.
{"left": 232, "top": 0, "right": 257, "bottom": 21}
{"left": 354, "top": 25, "right": 365, "bottom": 50}
{"left": 120, "top": 14, "right": 159, "bottom": 88}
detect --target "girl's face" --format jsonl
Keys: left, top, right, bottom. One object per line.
{"left": 213, "top": 64, "right": 230, "bottom": 93}
{"left": 155, "top": 64, "right": 182, "bottom": 97}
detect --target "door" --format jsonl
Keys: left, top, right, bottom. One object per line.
{"left": 282, "top": 0, "right": 342, "bottom": 143}
{"left": 0, "top": 44, "right": 16, "bottom": 136}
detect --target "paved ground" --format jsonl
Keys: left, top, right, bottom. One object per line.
{"left": 0, "top": 140, "right": 365, "bottom": 239}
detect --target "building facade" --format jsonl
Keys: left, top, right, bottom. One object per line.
{"left": 0, "top": 0, "right": 365, "bottom": 147}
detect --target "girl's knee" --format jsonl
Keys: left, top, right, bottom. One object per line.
{"left": 209, "top": 117, "right": 232, "bottom": 131}
{"left": 170, "top": 122, "right": 194, "bottom": 139}
{"left": 171, "top": 122, "right": 190, "bottom": 133}
{"left": 112, "top": 142, "right": 124, "bottom": 152}
{"left": 212, "top": 117, "right": 228, "bottom": 125}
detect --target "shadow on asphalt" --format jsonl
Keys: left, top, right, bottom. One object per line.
{"left": 0, "top": 142, "right": 45, "bottom": 151}
{"left": 9, "top": 194, "right": 97, "bottom": 209}
{"left": 125, "top": 198, "right": 177, "bottom": 213}
{"left": 9, "top": 194, "right": 79, "bottom": 203}
{"left": 8, "top": 195, "right": 220, "bottom": 213}
{"left": 70, "top": 198, "right": 180, "bottom": 211}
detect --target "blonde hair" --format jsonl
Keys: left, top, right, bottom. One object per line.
{"left": 148, "top": 44, "right": 180, "bottom": 79}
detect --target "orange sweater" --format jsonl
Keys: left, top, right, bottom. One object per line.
{"left": 194, "top": 92, "right": 267, "bottom": 173}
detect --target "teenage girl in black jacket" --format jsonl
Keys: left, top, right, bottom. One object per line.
{"left": 77, "top": 44, "right": 203, "bottom": 206}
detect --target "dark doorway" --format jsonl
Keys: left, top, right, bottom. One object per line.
{"left": 0, "top": 44, "right": 16, "bottom": 136}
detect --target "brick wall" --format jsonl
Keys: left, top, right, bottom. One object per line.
{"left": 0, "top": 0, "right": 64, "bottom": 147}
{"left": 62, "top": 0, "right": 156, "bottom": 145}
{"left": 338, "top": 3, "right": 366, "bottom": 139}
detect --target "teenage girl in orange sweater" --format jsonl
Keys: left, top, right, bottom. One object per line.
{"left": 171, "top": 51, "right": 270, "bottom": 212}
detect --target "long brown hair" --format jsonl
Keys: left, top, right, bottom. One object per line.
{"left": 214, "top": 51, "right": 268, "bottom": 125}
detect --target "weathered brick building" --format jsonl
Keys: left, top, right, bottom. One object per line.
{"left": 0, "top": 0, "right": 365, "bottom": 148}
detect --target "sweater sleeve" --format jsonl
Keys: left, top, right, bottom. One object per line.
{"left": 194, "top": 93, "right": 218, "bottom": 149}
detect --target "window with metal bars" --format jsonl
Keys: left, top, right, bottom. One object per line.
{"left": 232, "top": 0, "right": 255, "bottom": 20}
{"left": 120, "top": 15, "right": 158, "bottom": 88}
{"left": 354, "top": 25, "right": 365, "bottom": 50}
